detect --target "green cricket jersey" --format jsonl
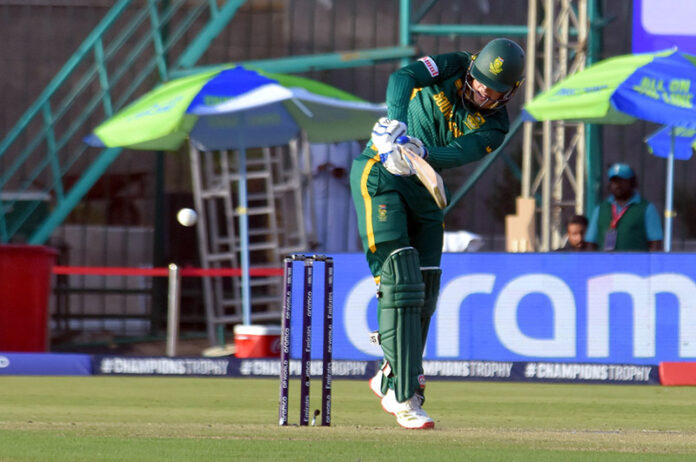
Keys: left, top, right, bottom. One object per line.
{"left": 351, "top": 52, "right": 511, "bottom": 275}
{"left": 372, "top": 52, "right": 510, "bottom": 169}
{"left": 349, "top": 52, "right": 516, "bottom": 404}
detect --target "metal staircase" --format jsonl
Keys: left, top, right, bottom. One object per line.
{"left": 0, "top": 0, "right": 246, "bottom": 244}
{"left": 189, "top": 143, "right": 307, "bottom": 342}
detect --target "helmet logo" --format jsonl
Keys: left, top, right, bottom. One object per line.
{"left": 489, "top": 57, "right": 505, "bottom": 75}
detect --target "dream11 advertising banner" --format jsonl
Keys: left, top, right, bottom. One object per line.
{"left": 289, "top": 253, "right": 696, "bottom": 366}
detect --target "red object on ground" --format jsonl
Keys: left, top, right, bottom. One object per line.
{"left": 0, "top": 245, "right": 57, "bottom": 352}
{"left": 234, "top": 324, "right": 282, "bottom": 358}
{"left": 659, "top": 362, "right": 696, "bottom": 386}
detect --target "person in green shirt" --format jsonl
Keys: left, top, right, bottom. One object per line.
{"left": 585, "top": 163, "right": 663, "bottom": 251}
{"left": 349, "top": 38, "right": 525, "bottom": 429}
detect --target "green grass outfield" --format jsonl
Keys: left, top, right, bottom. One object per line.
{"left": 1, "top": 376, "right": 696, "bottom": 461}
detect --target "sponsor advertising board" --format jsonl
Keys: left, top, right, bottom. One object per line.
{"left": 290, "top": 253, "right": 696, "bottom": 365}
{"left": 90, "top": 356, "right": 659, "bottom": 385}
{"left": 0, "top": 353, "right": 91, "bottom": 375}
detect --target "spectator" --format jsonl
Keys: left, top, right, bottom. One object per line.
{"left": 304, "top": 141, "right": 362, "bottom": 252}
{"left": 556, "top": 214, "right": 590, "bottom": 251}
{"left": 585, "top": 163, "right": 663, "bottom": 251}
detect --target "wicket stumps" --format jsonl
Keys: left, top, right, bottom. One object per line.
{"left": 278, "top": 254, "right": 334, "bottom": 427}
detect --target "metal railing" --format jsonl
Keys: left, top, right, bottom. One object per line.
{"left": 0, "top": 0, "right": 245, "bottom": 244}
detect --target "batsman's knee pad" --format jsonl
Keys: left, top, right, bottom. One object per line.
{"left": 377, "top": 247, "right": 425, "bottom": 402}
{"left": 420, "top": 267, "right": 442, "bottom": 352}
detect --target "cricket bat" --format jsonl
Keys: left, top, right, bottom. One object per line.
{"left": 400, "top": 146, "right": 448, "bottom": 209}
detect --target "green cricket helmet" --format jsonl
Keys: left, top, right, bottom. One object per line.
{"left": 462, "top": 38, "right": 526, "bottom": 113}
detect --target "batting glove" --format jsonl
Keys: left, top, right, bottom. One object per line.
{"left": 371, "top": 117, "right": 407, "bottom": 155}
{"left": 395, "top": 135, "right": 427, "bottom": 159}
{"left": 381, "top": 144, "right": 415, "bottom": 176}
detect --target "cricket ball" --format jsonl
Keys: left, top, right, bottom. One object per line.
{"left": 176, "top": 208, "right": 198, "bottom": 227}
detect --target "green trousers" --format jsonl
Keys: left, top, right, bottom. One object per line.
{"left": 350, "top": 151, "right": 445, "bottom": 402}
{"left": 349, "top": 152, "right": 444, "bottom": 277}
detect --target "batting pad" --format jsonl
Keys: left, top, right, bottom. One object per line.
{"left": 377, "top": 247, "right": 425, "bottom": 403}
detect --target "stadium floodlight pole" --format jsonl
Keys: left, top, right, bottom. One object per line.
{"left": 166, "top": 263, "right": 181, "bottom": 357}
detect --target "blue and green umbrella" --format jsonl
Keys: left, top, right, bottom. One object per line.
{"left": 86, "top": 65, "right": 385, "bottom": 325}
{"left": 86, "top": 65, "right": 385, "bottom": 151}
{"left": 523, "top": 48, "right": 696, "bottom": 251}
{"left": 646, "top": 125, "right": 695, "bottom": 161}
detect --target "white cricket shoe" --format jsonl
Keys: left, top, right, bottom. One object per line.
{"left": 369, "top": 369, "right": 385, "bottom": 398}
{"left": 380, "top": 389, "right": 434, "bottom": 430}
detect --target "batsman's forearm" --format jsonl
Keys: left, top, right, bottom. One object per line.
{"left": 426, "top": 127, "right": 506, "bottom": 169}
{"left": 386, "top": 72, "right": 415, "bottom": 122}
{"left": 425, "top": 145, "right": 486, "bottom": 170}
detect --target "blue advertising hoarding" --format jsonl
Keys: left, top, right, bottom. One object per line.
{"left": 0, "top": 353, "right": 91, "bottom": 375}
{"left": 289, "top": 253, "right": 696, "bottom": 365}
{"left": 633, "top": 0, "right": 696, "bottom": 54}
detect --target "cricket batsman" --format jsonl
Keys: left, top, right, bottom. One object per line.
{"left": 349, "top": 38, "right": 525, "bottom": 429}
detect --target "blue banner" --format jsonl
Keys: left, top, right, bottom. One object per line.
{"left": 0, "top": 353, "right": 91, "bottom": 375}
{"left": 93, "top": 356, "right": 230, "bottom": 376}
{"left": 289, "top": 253, "right": 696, "bottom": 365}
{"left": 93, "top": 356, "right": 660, "bottom": 385}
{"left": 632, "top": 0, "right": 696, "bottom": 54}
{"left": 228, "top": 358, "right": 659, "bottom": 385}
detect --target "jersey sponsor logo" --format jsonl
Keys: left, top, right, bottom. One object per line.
{"left": 418, "top": 374, "right": 426, "bottom": 387}
{"left": 489, "top": 56, "right": 505, "bottom": 75}
{"left": 418, "top": 56, "right": 439, "bottom": 77}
